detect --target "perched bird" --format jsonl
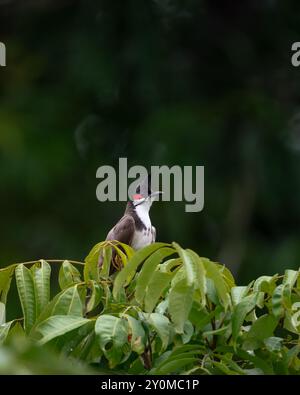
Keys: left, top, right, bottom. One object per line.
{"left": 99, "top": 176, "right": 162, "bottom": 271}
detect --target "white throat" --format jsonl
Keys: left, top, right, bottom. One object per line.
{"left": 135, "top": 202, "right": 151, "bottom": 227}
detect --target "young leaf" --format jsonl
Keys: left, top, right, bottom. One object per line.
{"left": 84, "top": 242, "right": 106, "bottom": 282}
{"left": 15, "top": 264, "right": 36, "bottom": 334}
{"left": 0, "top": 264, "right": 16, "bottom": 304}
{"left": 99, "top": 246, "right": 112, "bottom": 278}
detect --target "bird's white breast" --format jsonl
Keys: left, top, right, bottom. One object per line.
{"left": 131, "top": 204, "right": 153, "bottom": 250}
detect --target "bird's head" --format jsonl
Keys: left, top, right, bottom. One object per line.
{"left": 132, "top": 191, "right": 163, "bottom": 211}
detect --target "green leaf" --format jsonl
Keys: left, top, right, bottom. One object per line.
{"left": 0, "top": 264, "right": 16, "bottom": 303}
{"left": 15, "top": 264, "right": 36, "bottom": 334}
{"left": 0, "top": 320, "right": 14, "bottom": 344}
{"left": 51, "top": 285, "right": 83, "bottom": 317}
{"left": 154, "top": 357, "right": 198, "bottom": 375}
{"left": 202, "top": 258, "right": 230, "bottom": 309}
{"left": 264, "top": 337, "right": 283, "bottom": 352}
{"left": 187, "top": 249, "right": 207, "bottom": 306}
{"left": 232, "top": 293, "right": 258, "bottom": 342}
{"left": 95, "top": 315, "right": 129, "bottom": 368}
{"left": 84, "top": 242, "right": 105, "bottom": 282}
{"left": 169, "top": 277, "right": 194, "bottom": 333}
{"left": 113, "top": 243, "right": 171, "bottom": 299}
{"left": 180, "top": 320, "right": 194, "bottom": 343}
{"left": 32, "top": 285, "right": 83, "bottom": 332}
{"left": 36, "top": 315, "right": 90, "bottom": 345}
{"left": 144, "top": 269, "right": 174, "bottom": 313}
{"left": 283, "top": 269, "right": 299, "bottom": 288}
{"left": 31, "top": 260, "right": 51, "bottom": 317}
{"left": 86, "top": 281, "right": 103, "bottom": 313}
{"left": 272, "top": 284, "right": 285, "bottom": 318}
{"left": 253, "top": 275, "right": 277, "bottom": 294}
{"left": 189, "top": 303, "right": 214, "bottom": 330}
{"left": 99, "top": 246, "right": 112, "bottom": 278}
{"left": 143, "top": 313, "right": 172, "bottom": 352}
{"left": 243, "top": 314, "right": 278, "bottom": 350}
{"left": 58, "top": 260, "right": 81, "bottom": 290}
{"left": 173, "top": 243, "right": 195, "bottom": 286}
{"left": 231, "top": 286, "right": 249, "bottom": 306}
{"left": 0, "top": 302, "right": 5, "bottom": 325}
{"left": 124, "top": 314, "right": 146, "bottom": 354}
{"left": 235, "top": 348, "right": 274, "bottom": 374}
{"left": 135, "top": 247, "right": 175, "bottom": 305}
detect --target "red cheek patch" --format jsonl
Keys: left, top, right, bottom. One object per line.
{"left": 133, "top": 194, "right": 143, "bottom": 200}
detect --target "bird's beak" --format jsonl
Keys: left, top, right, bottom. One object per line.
{"left": 149, "top": 191, "right": 163, "bottom": 200}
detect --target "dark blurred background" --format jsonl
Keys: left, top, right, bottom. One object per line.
{"left": 1, "top": 0, "right": 300, "bottom": 314}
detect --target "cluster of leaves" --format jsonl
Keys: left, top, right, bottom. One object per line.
{"left": 0, "top": 241, "right": 300, "bottom": 375}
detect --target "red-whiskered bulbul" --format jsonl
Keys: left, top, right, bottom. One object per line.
{"left": 99, "top": 176, "right": 162, "bottom": 271}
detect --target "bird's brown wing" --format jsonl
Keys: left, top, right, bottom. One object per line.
{"left": 106, "top": 214, "right": 135, "bottom": 245}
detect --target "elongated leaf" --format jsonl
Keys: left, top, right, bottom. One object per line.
{"left": 113, "top": 243, "right": 171, "bottom": 299}
{"left": 0, "top": 265, "right": 16, "bottom": 303}
{"left": 135, "top": 247, "right": 175, "bottom": 305}
{"left": 144, "top": 270, "right": 173, "bottom": 313}
{"left": 99, "top": 246, "right": 112, "bottom": 278}
{"left": 84, "top": 242, "right": 105, "bottom": 282}
{"left": 86, "top": 281, "right": 103, "bottom": 313}
{"left": 187, "top": 249, "right": 207, "bottom": 306}
{"left": 173, "top": 243, "right": 196, "bottom": 286}
{"left": 15, "top": 264, "right": 36, "bottom": 334}
{"left": 202, "top": 258, "right": 230, "bottom": 309}
{"left": 95, "top": 315, "right": 129, "bottom": 368}
{"left": 272, "top": 284, "right": 285, "bottom": 318}
{"left": 58, "top": 260, "right": 81, "bottom": 290}
{"left": 0, "top": 302, "right": 5, "bottom": 325}
{"left": 115, "top": 242, "right": 135, "bottom": 261}
{"left": 36, "top": 315, "right": 90, "bottom": 345}
{"left": 51, "top": 285, "right": 83, "bottom": 317}
{"left": 155, "top": 357, "right": 198, "bottom": 375}
{"left": 232, "top": 293, "right": 258, "bottom": 342}
{"left": 0, "top": 320, "right": 14, "bottom": 344}
{"left": 32, "top": 285, "right": 83, "bottom": 333}
{"left": 283, "top": 269, "right": 299, "bottom": 288}
{"left": 169, "top": 277, "right": 194, "bottom": 333}
{"left": 31, "top": 260, "right": 51, "bottom": 317}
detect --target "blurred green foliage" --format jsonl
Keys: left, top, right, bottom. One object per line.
{"left": 1, "top": 0, "right": 300, "bottom": 320}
